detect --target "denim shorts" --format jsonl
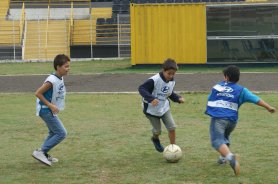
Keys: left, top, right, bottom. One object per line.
{"left": 210, "top": 117, "right": 237, "bottom": 150}
{"left": 146, "top": 110, "right": 176, "bottom": 135}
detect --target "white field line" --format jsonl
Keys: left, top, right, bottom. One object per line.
{"left": 1, "top": 91, "right": 278, "bottom": 95}
{"left": 0, "top": 71, "right": 278, "bottom": 77}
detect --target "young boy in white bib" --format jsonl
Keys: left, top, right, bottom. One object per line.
{"left": 32, "top": 54, "right": 70, "bottom": 166}
{"left": 138, "top": 58, "right": 184, "bottom": 153}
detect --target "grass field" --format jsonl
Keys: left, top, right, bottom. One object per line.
{"left": 1, "top": 59, "right": 278, "bottom": 75}
{"left": 0, "top": 93, "right": 277, "bottom": 184}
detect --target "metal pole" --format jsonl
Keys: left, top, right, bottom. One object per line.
{"left": 117, "top": 14, "right": 120, "bottom": 58}
{"left": 65, "top": 17, "right": 67, "bottom": 55}
{"left": 12, "top": 19, "right": 16, "bottom": 61}
{"left": 90, "top": 14, "right": 93, "bottom": 58}
{"left": 38, "top": 17, "right": 41, "bottom": 59}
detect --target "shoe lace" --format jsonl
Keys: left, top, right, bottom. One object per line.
{"left": 44, "top": 153, "right": 52, "bottom": 160}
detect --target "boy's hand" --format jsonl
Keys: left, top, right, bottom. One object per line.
{"left": 179, "top": 97, "right": 185, "bottom": 103}
{"left": 49, "top": 104, "right": 59, "bottom": 115}
{"left": 267, "top": 106, "right": 276, "bottom": 113}
{"left": 151, "top": 99, "right": 159, "bottom": 106}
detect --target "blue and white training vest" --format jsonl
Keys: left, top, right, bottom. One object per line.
{"left": 36, "top": 74, "right": 66, "bottom": 116}
{"left": 143, "top": 73, "right": 175, "bottom": 117}
{"left": 206, "top": 81, "right": 243, "bottom": 122}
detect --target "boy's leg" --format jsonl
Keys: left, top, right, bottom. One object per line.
{"left": 40, "top": 112, "right": 67, "bottom": 154}
{"left": 146, "top": 114, "right": 164, "bottom": 152}
{"left": 210, "top": 118, "right": 240, "bottom": 175}
{"left": 161, "top": 111, "right": 176, "bottom": 144}
{"left": 168, "top": 130, "right": 175, "bottom": 144}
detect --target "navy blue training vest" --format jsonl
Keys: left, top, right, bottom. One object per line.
{"left": 206, "top": 81, "right": 243, "bottom": 122}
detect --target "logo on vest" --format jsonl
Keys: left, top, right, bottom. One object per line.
{"left": 223, "top": 86, "right": 233, "bottom": 93}
{"left": 161, "top": 86, "right": 170, "bottom": 93}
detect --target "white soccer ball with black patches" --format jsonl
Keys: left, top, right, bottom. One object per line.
{"left": 163, "top": 144, "right": 182, "bottom": 163}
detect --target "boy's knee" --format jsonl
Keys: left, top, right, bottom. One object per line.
{"left": 58, "top": 129, "right": 67, "bottom": 140}
{"left": 153, "top": 131, "right": 161, "bottom": 136}
{"left": 167, "top": 127, "right": 176, "bottom": 132}
{"left": 211, "top": 140, "right": 222, "bottom": 150}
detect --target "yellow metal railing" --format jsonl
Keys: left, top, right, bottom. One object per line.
{"left": 45, "top": 3, "right": 50, "bottom": 58}
{"left": 10, "top": 0, "right": 91, "bottom": 7}
{"left": 0, "top": 0, "right": 10, "bottom": 18}
{"left": 68, "top": 1, "right": 74, "bottom": 45}
{"left": 19, "top": 2, "right": 25, "bottom": 42}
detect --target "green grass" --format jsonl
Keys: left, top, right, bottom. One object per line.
{"left": 1, "top": 59, "right": 278, "bottom": 75}
{"left": 0, "top": 93, "right": 277, "bottom": 184}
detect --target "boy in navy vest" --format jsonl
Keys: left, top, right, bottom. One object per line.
{"left": 205, "top": 65, "right": 275, "bottom": 176}
{"left": 138, "top": 58, "right": 184, "bottom": 153}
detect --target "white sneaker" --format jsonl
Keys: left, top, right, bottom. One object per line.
{"left": 45, "top": 153, "right": 59, "bottom": 163}
{"left": 32, "top": 149, "right": 51, "bottom": 166}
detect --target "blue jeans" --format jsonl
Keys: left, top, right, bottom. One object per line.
{"left": 40, "top": 112, "right": 67, "bottom": 153}
{"left": 210, "top": 118, "right": 236, "bottom": 150}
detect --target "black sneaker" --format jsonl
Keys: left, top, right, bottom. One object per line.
{"left": 151, "top": 137, "right": 164, "bottom": 152}
{"left": 229, "top": 154, "right": 240, "bottom": 176}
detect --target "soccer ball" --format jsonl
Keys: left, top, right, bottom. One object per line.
{"left": 163, "top": 144, "right": 182, "bottom": 163}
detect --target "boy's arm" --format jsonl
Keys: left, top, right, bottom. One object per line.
{"left": 35, "top": 82, "right": 59, "bottom": 114}
{"left": 169, "top": 91, "right": 184, "bottom": 103}
{"left": 138, "top": 79, "right": 156, "bottom": 103}
{"left": 240, "top": 88, "right": 275, "bottom": 113}
{"left": 257, "top": 99, "right": 276, "bottom": 113}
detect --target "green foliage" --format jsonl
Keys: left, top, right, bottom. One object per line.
{"left": 0, "top": 93, "right": 277, "bottom": 183}
{"left": 1, "top": 59, "right": 278, "bottom": 75}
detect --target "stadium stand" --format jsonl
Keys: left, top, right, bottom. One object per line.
{"left": 72, "top": 7, "right": 112, "bottom": 45}
{"left": 131, "top": 0, "right": 246, "bottom": 3}
{"left": 0, "top": 0, "right": 10, "bottom": 18}
{"left": 10, "top": 0, "right": 91, "bottom": 7}
{"left": 0, "top": 20, "right": 20, "bottom": 45}
{"left": 24, "top": 20, "right": 70, "bottom": 60}
{"left": 1, "top": 0, "right": 276, "bottom": 60}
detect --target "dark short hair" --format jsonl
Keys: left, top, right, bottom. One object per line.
{"left": 223, "top": 65, "right": 240, "bottom": 82}
{"left": 53, "top": 54, "right": 70, "bottom": 70}
{"left": 162, "top": 58, "right": 178, "bottom": 71}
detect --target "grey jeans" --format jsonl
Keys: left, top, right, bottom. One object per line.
{"left": 146, "top": 110, "right": 176, "bottom": 135}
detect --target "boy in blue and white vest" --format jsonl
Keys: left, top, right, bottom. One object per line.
{"left": 138, "top": 58, "right": 184, "bottom": 153}
{"left": 32, "top": 54, "right": 70, "bottom": 166}
{"left": 205, "top": 65, "right": 275, "bottom": 176}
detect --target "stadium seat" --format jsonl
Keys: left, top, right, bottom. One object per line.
{"left": 166, "top": 0, "right": 174, "bottom": 2}
{"left": 222, "top": 40, "right": 239, "bottom": 61}
{"left": 121, "top": 4, "right": 130, "bottom": 13}
{"left": 106, "top": 17, "right": 116, "bottom": 24}
{"left": 121, "top": 0, "right": 130, "bottom": 4}
{"left": 146, "top": 0, "right": 157, "bottom": 3}
{"left": 174, "top": 0, "right": 184, "bottom": 3}
{"left": 113, "top": 0, "right": 121, "bottom": 4}
{"left": 241, "top": 40, "right": 262, "bottom": 61}
{"left": 112, "top": 4, "right": 121, "bottom": 13}
{"left": 132, "top": 0, "right": 145, "bottom": 3}
{"left": 105, "top": 18, "right": 117, "bottom": 37}
{"left": 259, "top": 39, "right": 277, "bottom": 60}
